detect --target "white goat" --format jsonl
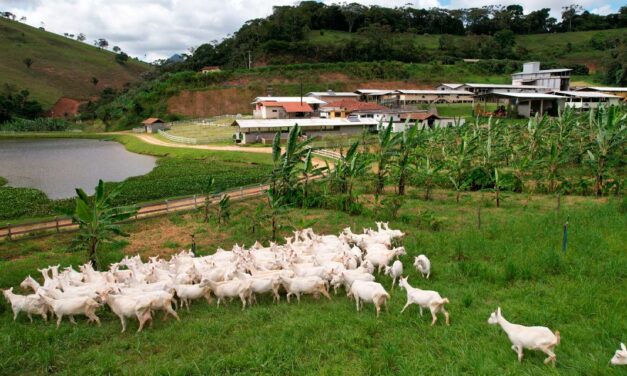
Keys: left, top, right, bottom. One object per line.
{"left": 173, "top": 283, "right": 212, "bottom": 311}
{"left": 384, "top": 260, "right": 403, "bottom": 288}
{"left": 347, "top": 280, "right": 389, "bottom": 317}
{"left": 398, "top": 276, "right": 449, "bottom": 326}
{"left": 2, "top": 288, "right": 47, "bottom": 322}
{"left": 38, "top": 294, "right": 101, "bottom": 328}
{"left": 205, "top": 279, "right": 252, "bottom": 310}
{"left": 611, "top": 343, "right": 627, "bottom": 366}
{"left": 99, "top": 291, "right": 152, "bottom": 333}
{"left": 413, "top": 255, "right": 431, "bottom": 279}
{"left": 279, "top": 276, "right": 331, "bottom": 303}
{"left": 487, "top": 307, "right": 560, "bottom": 366}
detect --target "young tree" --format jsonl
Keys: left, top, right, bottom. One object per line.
{"left": 202, "top": 177, "right": 215, "bottom": 223}
{"left": 115, "top": 52, "right": 129, "bottom": 64}
{"left": 394, "top": 124, "right": 421, "bottom": 195}
{"left": 416, "top": 157, "right": 441, "bottom": 200}
{"left": 91, "top": 77, "right": 99, "bottom": 86}
{"left": 341, "top": 2, "right": 366, "bottom": 33}
{"left": 76, "top": 33, "right": 86, "bottom": 42}
{"left": 23, "top": 58, "right": 33, "bottom": 69}
{"left": 374, "top": 120, "right": 398, "bottom": 195}
{"left": 112, "top": 46, "right": 121, "bottom": 53}
{"left": 330, "top": 141, "right": 369, "bottom": 212}
{"left": 561, "top": 4, "right": 583, "bottom": 32}
{"left": 216, "top": 194, "right": 231, "bottom": 224}
{"left": 444, "top": 132, "right": 477, "bottom": 203}
{"left": 300, "top": 148, "right": 326, "bottom": 207}
{"left": 71, "top": 180, "right": 137, "bottom": 270}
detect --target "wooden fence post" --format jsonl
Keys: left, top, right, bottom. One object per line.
{"left": 7, "top": 224, "right": 12, "bottom": 241}
{"left": 165, "top": 200, "right": 169, "bottom": 213}
{"left": 240, "top": 187, "right": 244, "bottom": 198}
{"left": 193, "top": 195, "right": 197, "bottom": 209}
{"left": 55, "top": 217, "right": 60, "bottom": 233}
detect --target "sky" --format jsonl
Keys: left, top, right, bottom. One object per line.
{"left": 1, "top": 0, "right": 623, "bottom": 62}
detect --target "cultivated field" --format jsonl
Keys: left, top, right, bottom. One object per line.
{"left": 0, "top": 189, "right": 625, "bottom": 375}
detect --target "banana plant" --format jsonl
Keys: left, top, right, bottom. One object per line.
{"left": 444, "top": 131, "right": 478, "bottom": 203}
{"left": 71, "top": 180, "right": 138, "bottom": 270}
{"left": 330, "top": 140, "right": 369, "bottom": 212}
{"left": 374, "top": 119, "right": 399, "bottom": 195}
{"left": 394, "top": 124, "right": 423, "bottom": 195}
{"left": 416, "top": 157, "right": 441, "bottom": 200}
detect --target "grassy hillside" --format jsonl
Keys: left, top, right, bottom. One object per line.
{"left": 0, "top": 18, "right": 151, "bottom": 107}
{"left": 308, "top": 28, "right": 627, "bottom": 70}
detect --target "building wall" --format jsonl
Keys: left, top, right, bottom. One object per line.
{"left": 240, "top": 125, "right": 369, "bottom": 144}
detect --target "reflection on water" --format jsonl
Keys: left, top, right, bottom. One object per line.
{"left": 0, "top": 138, "right": 156, "bottom": 199}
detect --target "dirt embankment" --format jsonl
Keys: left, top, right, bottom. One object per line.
{"left": 46, "top": 97, "right": 86, "bottom": 118}
{"left": 167, "top": 78, "right": 432, "bottom": 117}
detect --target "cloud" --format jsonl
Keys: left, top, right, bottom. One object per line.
{"left": 1, "top": 0, "right": 619, "bottom": 61}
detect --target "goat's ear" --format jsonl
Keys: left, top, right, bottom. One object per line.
{"left": 497, "top": 307, "right": 501, "bottom": 316}
{"left": 621, "top": 343, "right": 626, "bottom": 351}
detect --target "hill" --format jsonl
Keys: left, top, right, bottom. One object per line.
{"left": 307, "top": 28, "right": 627, "bottom": 71}
{"left": 0, "top": 18, "right": 151, "bottom": 108}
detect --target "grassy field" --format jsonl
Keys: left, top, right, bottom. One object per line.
{"left": 0, "top": 18, "right": 151, "bottom": 107}
{"left": 308, "top": 28, "right": 627, "bottom": 69}
{"left": 0, "top": 134, "right": 273, "bottom": 221}
{"left": 166, "top": 123, "right": 235, "bottom": 144}
{"left": 0, "top": 187, "right": 625, "bottom": 374}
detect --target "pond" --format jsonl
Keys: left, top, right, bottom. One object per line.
{"left": 0, "top": 138, "right": 157, "bottom": 199}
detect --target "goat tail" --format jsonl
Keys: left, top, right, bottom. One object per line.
{"left": 435, "top": 297, "right": 449, "bottom": 308}
{"left": 554, "top": 330, "right": 561, "bottom": 346}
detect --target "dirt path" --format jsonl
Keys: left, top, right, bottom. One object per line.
{"left": 129, "top": 133, "right": 273, "bottom": 154}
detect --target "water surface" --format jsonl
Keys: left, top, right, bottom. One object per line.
{"left": 0, "top": 138, "right": 156, "bottom": 199}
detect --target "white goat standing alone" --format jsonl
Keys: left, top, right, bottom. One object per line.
{"left": 2, "top": 288, "right": 47, "bottom": 322}
{"left": 384, "top": 260, "right": 403, "bottom": 288}
{"left": 398, "top": 276, "right": 449, "bottom": 326}
{"left": 611, "top": 343, "right": 627, "bottom": 366}
{"left": 413, "top": 255, "right": 431, "bottom": 279}
{"left": 487, "top": 307, "right": 560, "bottom": 366}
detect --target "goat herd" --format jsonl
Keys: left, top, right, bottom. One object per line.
{"left": 2, "top": 222, "right": 626, "bottom": 367}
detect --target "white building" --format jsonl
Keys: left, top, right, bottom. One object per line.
{"left": 305, "top": 90, "right": 359, "bottom": 103}
{"left": 553, "top": 91, "right": 620, "bottom": 110}
{"left": 511, "top": 62, "right": 571, "bottom": 91}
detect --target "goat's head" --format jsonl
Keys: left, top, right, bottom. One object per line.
{"left": 611, "top": 343, "right": 627, "bottom": 365}
{"left": 487, "top": 307, "right": 501, "bottom": 325}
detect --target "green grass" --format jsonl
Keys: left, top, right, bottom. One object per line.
{"left": 0, "top": 189, "right": 625, "bottom": 374}
{"left": 0, "top": 18, "right": 151, "bottom": 107}
{"left": 0, "top": 134, "right": 273, "bottom": 221}
{"left": 166, "top": 123, "right": 235, "bottom": 144}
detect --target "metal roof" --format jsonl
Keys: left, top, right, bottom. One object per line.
{"left": 464, "top": 83, "right": 550, "bottom": 90}
{"left": 439, "top": 83, "right": 464, "bottom": 89}
{"left": 234, "top": 118, "right": 379, "bottom": 129}
{"left": 577, "top": 87, "right": 627, "bottom": 93}
{"left": 553, "top": 91, "right": 619, "bottom": 98}
{"left": 512, "top": 68, "right": 572, "bottom": 75}
{"left": 397, "top": 90, "right": 473, "bottom": 95}
{"left": 306, "top": 91, "right": 359, "bottom": 97}
{"left": 354, "top": 89, "right": 396, "bottom": 95}
{"left": 252, "top": 97, "right": 327, "bottom": 105}
{"left": 479, "top": 92, "right": 565, "bottom": 99}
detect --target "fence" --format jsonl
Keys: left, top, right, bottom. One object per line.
{"left": 0, "top": 183, "right": 267, "bottom": 242}
{"left": 312, "top": 149, "right": 342, "bottom": 160}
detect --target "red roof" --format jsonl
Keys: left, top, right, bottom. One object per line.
{"left": 260, "top": 101, "right": 313, "bottom": 113}
{"left": 142, "top": 117, "right": 165, "bottom": 125}
{"left": 322, "top": 99, "right": 387, "bottom": 112}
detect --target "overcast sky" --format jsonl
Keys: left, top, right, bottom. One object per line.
{"left": 1, "top": 0, "right": 622, "bottom": 62}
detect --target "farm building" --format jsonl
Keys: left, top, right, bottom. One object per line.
{"left": 575, "top": 87, "right": 627, "bottom": 101}
{"left": 553, "top": 91, "right": 620, "bottom": 110}
{"left": 141, "top": 118, "right": 168, "bottom": 133}
{"left": 252, "top": 97, "right": 326, "bottom": 118}
{"left": 459, "top": 83, "right": 550, "bottom": 96}
{"left": 306, "top": 90, "right": 359, "bottom": 103}
{"left": 476, "top": 92, "right": 565, "bottom": 118}
{"left": 232, "top": 118, "right": 378, "bottom": 144}
{"left": 319, "top": 99, "right": 388, "bottom": 118}
{"left": 200, "top": 66, "right": 221, "bottom": 73}
{"left": 398, "top": 113, "right": 465, "bottom": 129}
{"left": 511, "top": 62, "right": 571, "bottom": 91}
{"left": 436, "top": 83, "right": 465, "bottom": 91}
{"left": 396, "top": 90, "right": 474, "bottom": 104}
{"left": 253, "top": 101, "right": 314, "bottom": 119}
{"left": 354, "top": 89, "right": 398, "bottom": 106}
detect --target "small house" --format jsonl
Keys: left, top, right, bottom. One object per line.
{"left": 200, "top": 66, "right": 221, "bottom": 73}
{"left": 141, "top": 118, "right": 167, "bottom": 133}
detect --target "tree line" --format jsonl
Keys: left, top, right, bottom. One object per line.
{"left": 179, "top": 2, "right": 626, "bottom": 70}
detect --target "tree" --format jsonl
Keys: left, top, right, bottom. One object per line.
{"left": 374, "top": 120, "right": 398, "bottom": 195}
{"left": 202, "top": 177, "right": 215, "bottom": 223}
{"left": 216, "top": 194, "right": 231, "bottom": 224}
{"left": 94, "top": 38, "right": 109, "bottom": 49}
{"left": 341, "top": 3, "right": 366, "bottom": 33}
{"left": 71, "top": 180, "right": 138, "bottom": 270}
{"left": 76, "top": 33, "right": 86, "bottom": 42}
{"left": 112, "top": 46, "right": 121, "bottom": 53}
{"left": 444, "top": 132, "right": 477, "bottom": 203}
{"left": 394, "top": 124, "right": 421, "bottom": 195}
{"left": 23, "top": 58, "right": 33, "bottom": 69}
{"left": 562, "top": 4, "right": 583, "bottom": 32}
{"left": 91, "top": 77, "right": 99, "bottom": 86}
{"left": 493, "top": 29, "right": 516, "bottom": 57}
{"left": 329, "top": 140, "right": 369, "bottom": 212}
{"left": 416, "top": 157, "right": 441, "bottom": 200}
{"left": 300, "top": 148, "right": 326, "bottom": 207}
{"left": 115, "top": 52, "right": 129, "bottom": 64}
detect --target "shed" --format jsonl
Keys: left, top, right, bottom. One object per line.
{"left": 552, "top": 91, "right": 621, "bottom": 110}
{"left": 200, "top": 66, "right": 221, "bottom": 73}
{"left": 476, "top": 92, "right": 566, "bottom": 118}
{"left": 141, "top": 118, "right": 167, "bottom": 133}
